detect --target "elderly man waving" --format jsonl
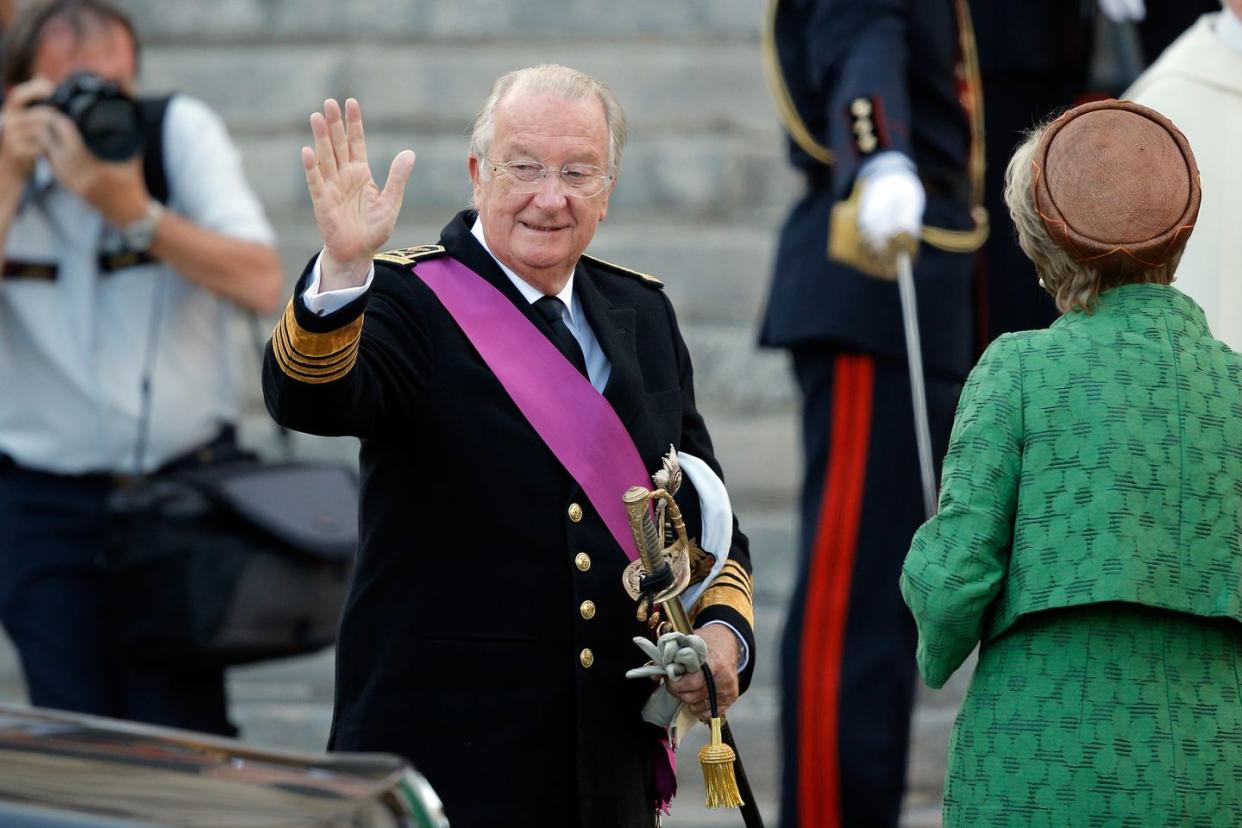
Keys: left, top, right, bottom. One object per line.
{"left": 262, "top": 65, "right": 756, "bottom": 828}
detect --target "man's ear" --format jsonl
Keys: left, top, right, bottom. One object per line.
{"left": 467, "top": 155, "right": 484, "bottom": 201}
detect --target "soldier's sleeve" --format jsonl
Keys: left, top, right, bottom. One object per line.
{"left": 810, "top": 0, "right": 914, "bottom": 198}
{"left": 659, "top": 291, "right": 757, "bottom": 693}
{"left": 899, "top": 336, "right": 1023, "bottom": 689}
{"left": 262, "top": 253, "right": 432, "bottom": 439}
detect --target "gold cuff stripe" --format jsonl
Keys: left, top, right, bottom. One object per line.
{"left": 712, "top": 573, "right": 753, "bottom": 600}
{"left": 273, "top": 329, "right": 359, "bottom": 384}
{"left": 280, "top": 299, "right": 364, "bottom": 358}
{"left": 273, "top": 323, "right": 356, "bottom": 375}
{"left": 271, "top": 299, "right": 362, "bottom": 385}
{"left": 693, "top": 560, "right": 755, "bottom": 628}
{"left": 694, "top": 584, "right": 755, "bottom": 631}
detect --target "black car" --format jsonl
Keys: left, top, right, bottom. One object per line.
{"left": 0, "top": 704, "right": 448, "bottom": 827}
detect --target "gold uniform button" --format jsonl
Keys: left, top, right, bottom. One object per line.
{"left": 567, "top": 502, "right": 583, "bottom": 523}
{"left": 580, "top": 600, "right": 596, "bottom": 620}
{"left": 575, "top": 553, "right": 591, "bottom": 572}
{"left": 580, "top": 648, "right": 595, "bottom": 668}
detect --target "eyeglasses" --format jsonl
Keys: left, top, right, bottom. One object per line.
{"left": 484, "top": 158, "right": 613, "bottom": 198}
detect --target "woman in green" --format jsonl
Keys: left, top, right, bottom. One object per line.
{"left": 901, "top": 99, "right": 1242, "bottom": 827}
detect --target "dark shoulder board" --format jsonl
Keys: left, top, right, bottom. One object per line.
{"left": 581, "top": 253, "right": 663, "bottom": 288}
{"left": 374, "top": 244, "right": 447, "bottom": 266}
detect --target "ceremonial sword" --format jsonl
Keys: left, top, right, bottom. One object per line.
{"left": 895, "top": 246, "right": 938, "bottom": 520}
{"left": 622, "top": 486, "right": 765, "bottom": 828}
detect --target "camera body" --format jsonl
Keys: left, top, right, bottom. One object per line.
{"left": 34, "top": 71, "right": 143, "bottom": 162}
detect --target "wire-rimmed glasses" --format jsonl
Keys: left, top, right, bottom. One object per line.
{"left": 484, "top": 158, "right": 613, "bottom": 198}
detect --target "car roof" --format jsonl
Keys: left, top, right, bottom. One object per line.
{"left": 0, "top": 704, "right": 445, "bottom": 828}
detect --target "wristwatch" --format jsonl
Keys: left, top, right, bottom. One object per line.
{"left": 119, "top": 200, "right": 166, "bottom": 252}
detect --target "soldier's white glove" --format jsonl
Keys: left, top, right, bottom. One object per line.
{"left": 857, "top": 152, "right": 924, "bottom": 252}
{"left": 626, "top": 632, "right": 708, "bottom": 681}
{"left": 1097, "top": 0, "right": 1144, "bottom": 22}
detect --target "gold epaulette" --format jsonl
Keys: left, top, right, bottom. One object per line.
{"left": 690, "top": 558, "right": 755, "bottom": 630}
{"left": 271, "top": 299, "right": 362, "bottom": 385}
{"left": 374, "top": 244, "right": 446, "bottom": 266}
{"left": 581, "top": 253, "right": 663, "bottom": 288}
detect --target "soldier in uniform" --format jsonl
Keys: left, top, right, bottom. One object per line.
{"left": 262, "top": 65, "right": 756, "bottom": 828}
{"left": 759, "top": 1, "right": 986, "bottom": 825}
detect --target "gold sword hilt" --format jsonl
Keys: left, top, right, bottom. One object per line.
{"left": 623, "top": 485, "right": 693, "bottom": 634}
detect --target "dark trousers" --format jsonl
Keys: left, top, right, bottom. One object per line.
{"left": 780, "top": 349, "right": 960, "bottom": 828}
{"left": 0, "top": 460, "right": 234, "bottom": 735}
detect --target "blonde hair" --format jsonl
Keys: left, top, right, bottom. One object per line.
{"left": 1003, "top": 119, "right": 1181, "bottom": 314}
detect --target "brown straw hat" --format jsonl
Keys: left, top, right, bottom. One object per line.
{"left": 1032, "top": 99, "right": 1201, "bottom": 277}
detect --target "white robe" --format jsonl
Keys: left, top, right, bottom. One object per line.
{"left": 1126, "top": 13, "right": 1242, "bottom": 351}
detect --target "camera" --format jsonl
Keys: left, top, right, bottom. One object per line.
{"left": 32, "top": 71, "right": 143, "bottom": 162}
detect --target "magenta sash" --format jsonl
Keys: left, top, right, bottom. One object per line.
{"left": 412, "top": 256, "right": 677, "bottom": 809}
{"left": 415, "top": 256, "right": 649, "bottom": 560}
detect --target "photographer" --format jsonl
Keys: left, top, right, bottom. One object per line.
{"left": 0, "top": 0, "right": 281, "bottom": 734}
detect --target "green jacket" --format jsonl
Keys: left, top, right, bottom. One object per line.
{"left": 901, "top": 284, "right": 1242, "bottom": 688}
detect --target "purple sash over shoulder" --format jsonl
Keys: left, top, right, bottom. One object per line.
{"left": 412, "top": 255, "right": 678, "bottom": 810}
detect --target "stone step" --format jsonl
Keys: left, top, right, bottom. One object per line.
{"left": 125, "top": 0, "right": 764, "bottom": 42}
{"left": 142, "top": 41, "right": 783, "bottom": 134}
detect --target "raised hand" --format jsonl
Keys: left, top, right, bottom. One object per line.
{"left": 302, "top": 97, "right": 415, "bottom": 288}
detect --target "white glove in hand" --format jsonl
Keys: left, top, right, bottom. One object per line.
{"left": 857, "top": 152, "right": 925, "bottom": 253}
{"left": 626, "top": 632, "right": 708, "bottom": 681}
{"left": 1097, "top": 0, "right": 1145, "bottom": 22}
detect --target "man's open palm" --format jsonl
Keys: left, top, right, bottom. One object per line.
{"left": 302, "top": 97, "right": 415, "bottom": 285}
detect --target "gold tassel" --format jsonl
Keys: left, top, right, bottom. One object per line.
{"left": 698, "top": 717, "right": 743, "bottom": 808}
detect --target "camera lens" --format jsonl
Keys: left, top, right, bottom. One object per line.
{"left": 77, "top": 97, "right": 143, "bottom": 161}
{"left": 51, "top": 71, "right": 144, "bottom": 162}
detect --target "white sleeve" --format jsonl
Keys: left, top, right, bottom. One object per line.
{"left": 301, "top": 251, "right": 375, "bottom": 316}
{"left": 161, "top": 94, "right": 276, "bottom": 245}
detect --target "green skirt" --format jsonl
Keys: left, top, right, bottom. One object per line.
{"left": 944, "top": 603, "right": 1242, "bottom": 827}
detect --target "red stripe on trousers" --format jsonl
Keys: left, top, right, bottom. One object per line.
{"left": 797, "top": 353, "right": 874, "bottom": 828}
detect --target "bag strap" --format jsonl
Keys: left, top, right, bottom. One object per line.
{"left": 137, "top": 95, "right": 173, "bottom": 205}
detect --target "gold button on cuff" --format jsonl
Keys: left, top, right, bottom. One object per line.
{"left": 567, "top": 502, "right": 583, "bottom": 523}
{"left": 580, "top": 600, "right": 596, "bottom": 620}
{"left": 579, "top": 648, "right": 595, "bottom": 668}
{"left": 575, "top": 552, "right": 591, "bottom": 572}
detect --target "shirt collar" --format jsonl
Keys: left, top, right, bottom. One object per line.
{"left": 470, "top": 216, "right": 579, "bottom": 324}
{"left": 1218, "top": 6, "right": 1242, "bottom": 55}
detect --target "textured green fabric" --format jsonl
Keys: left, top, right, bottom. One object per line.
{"left": 944, "top": 604, "right": 1242, "bottom": 827}
{"left": 901, "top": 284, "right": 1242, "bottom": 689}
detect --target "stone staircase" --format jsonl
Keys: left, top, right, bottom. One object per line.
{"left": 0, "top": 2, "right": 973, "bottom": 825}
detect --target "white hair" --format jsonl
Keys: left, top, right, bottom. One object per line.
{"left": 469, "top": 64, "right": 627, "bottom": 177}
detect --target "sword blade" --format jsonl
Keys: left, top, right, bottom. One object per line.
{"left": 896, "top": 251, "right": 938, "bottom": 520}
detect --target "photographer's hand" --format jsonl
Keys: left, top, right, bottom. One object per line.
{"left": 42, "top": 108, "right": 149, "bottom": 228}
{"left": 0, "top": 77, "right": 57, "bottom": 276}
{"left": 0, "top": 78, "right": 56, "bottom": 181}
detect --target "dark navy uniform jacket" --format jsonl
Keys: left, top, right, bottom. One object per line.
{"left": 760, "top": 0, "right": 984, "bottom": 379}
{"left": 262, "top": 211, "right": 755, "bottom": 828}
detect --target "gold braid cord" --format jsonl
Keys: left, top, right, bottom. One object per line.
{"left": 271, "top": 298, "right": 363, "bottom": 384}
